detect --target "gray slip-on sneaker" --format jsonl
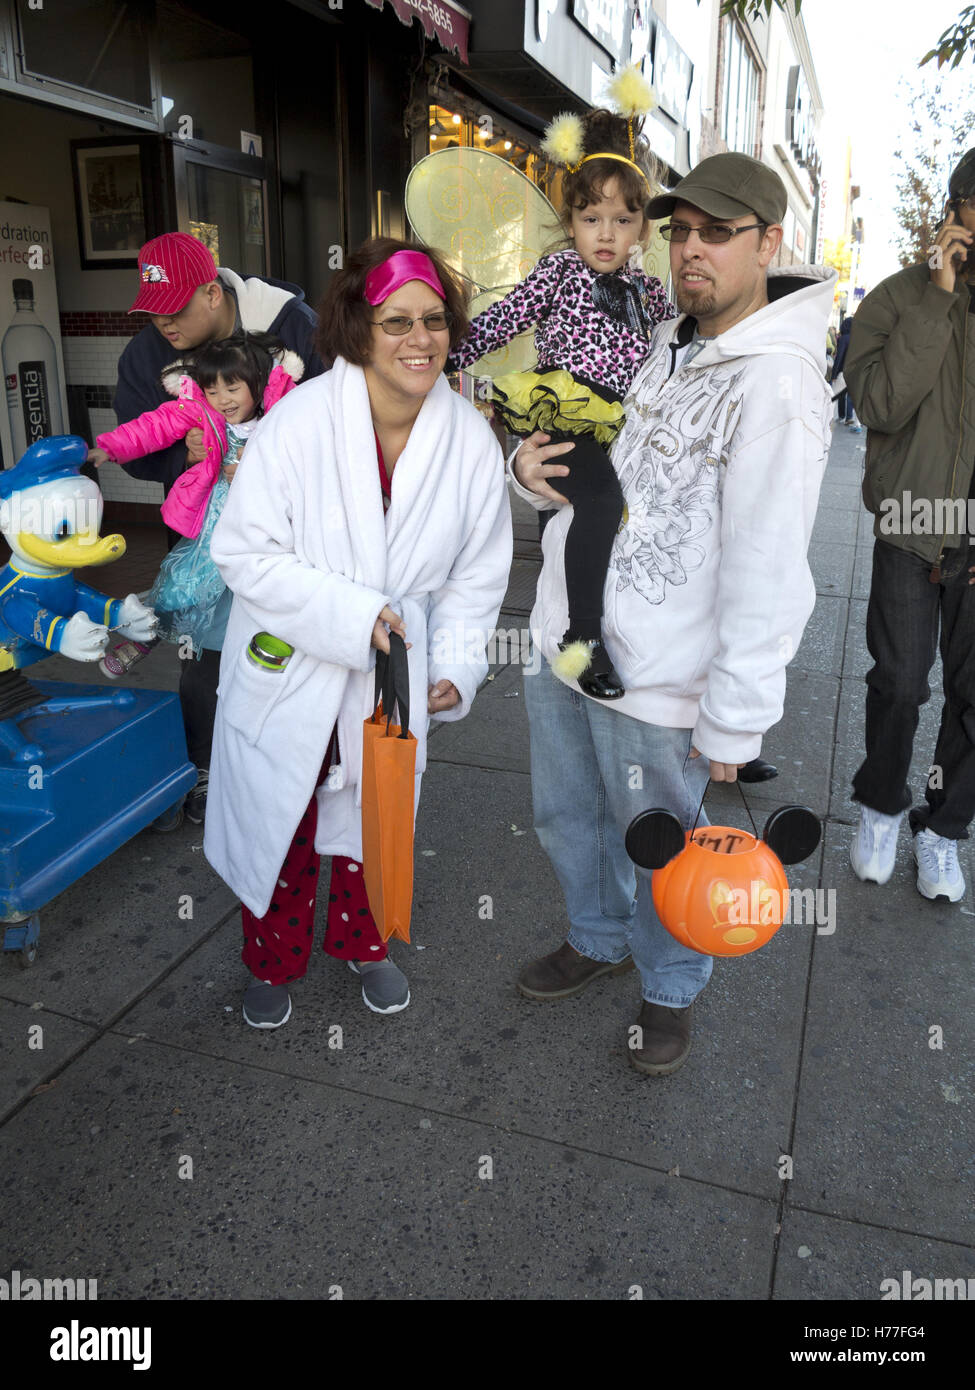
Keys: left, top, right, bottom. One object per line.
{"left": 348, "top": 957, "right": 410, "bottom": 1014}
{"left": 242, "top": 982, "right": 292, "bottom": 1029}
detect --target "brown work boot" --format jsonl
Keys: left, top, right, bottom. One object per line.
{"left": 627, "top": 1000, "right": 692, "bottom": 1076}
{"left": 517, "top": 941, "right": 634, "bottom": 1001}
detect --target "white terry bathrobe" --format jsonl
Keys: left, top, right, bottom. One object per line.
{"left": 203, "top": 358, "right": 513, "bottom": 918}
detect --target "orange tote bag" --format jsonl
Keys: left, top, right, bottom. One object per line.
{"left": 361, "top": 631, "right": 417, "bottom": 942}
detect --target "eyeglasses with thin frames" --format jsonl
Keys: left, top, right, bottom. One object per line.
{"left": 950, "top": 194, "right": 975, "bottom": 214}
{"left": 372, "top": 311, "right": 454, "bottom": 335}
{"left": 659, "top": 222, "right": 767, "bottom": 244}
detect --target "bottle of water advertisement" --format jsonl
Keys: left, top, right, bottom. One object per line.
{"left": 3, "top": 278, "right": 63, "bottom": 461}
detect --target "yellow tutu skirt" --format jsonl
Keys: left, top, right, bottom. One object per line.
{"left": 491, "top": 368, "right": 624, "bottom": 447}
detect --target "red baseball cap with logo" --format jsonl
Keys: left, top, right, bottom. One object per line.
{"left": 128, "top": 232, "right": 219, "bottom": 315}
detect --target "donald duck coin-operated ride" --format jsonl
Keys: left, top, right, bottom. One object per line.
{"left": 0, "top": 435, "right": 196, "bottom": 965}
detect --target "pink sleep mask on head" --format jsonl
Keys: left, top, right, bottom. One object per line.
{"left": 363, "top": 250, "right": 446, "bottom": 306}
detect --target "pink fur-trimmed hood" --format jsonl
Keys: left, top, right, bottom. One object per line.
{"left": 159, "top": 347, "right": 305, "bottom": 400}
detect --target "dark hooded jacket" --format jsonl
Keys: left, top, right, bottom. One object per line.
{"left": 846, "top": 264, "right": 975, "bottom": 564}
{"left": 113, "top": 268, "right": 325, "bottom": 493}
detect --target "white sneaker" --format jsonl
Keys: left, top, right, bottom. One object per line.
{"left": 913, "top": 828, "right": 966, "bottom": 902}
{"left": 850, "top": 805, "right": 903, "bottom": 884}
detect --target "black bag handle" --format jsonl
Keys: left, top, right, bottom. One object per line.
{"left": 372, "top": 629, "right": 410, "bottom": 738}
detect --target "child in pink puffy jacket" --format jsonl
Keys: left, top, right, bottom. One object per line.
{"left": 90, "top": 332, "right": 303, "bottom": 536}
{"left": 89, "top": 332, "right": 303, "bottom": 673}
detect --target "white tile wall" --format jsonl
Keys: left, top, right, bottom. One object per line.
{"left": 61, "top": 335, "right": 130, "bottom": 387}
{"left": 63, "top": 336, "right": 165, "bottom": 507}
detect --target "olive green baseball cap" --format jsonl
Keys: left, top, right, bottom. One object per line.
{"left": 647, "top": 153, "right": 788, "bottom": 225}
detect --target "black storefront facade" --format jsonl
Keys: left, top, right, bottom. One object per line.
{"left": 0, "top": 0, "right": 691, "bottom": 517}
{"left": 0, "top": 0, "right": 446, "bottom": 514}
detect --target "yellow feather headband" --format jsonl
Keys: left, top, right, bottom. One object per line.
{"left": 541, "top": 66, "right": 658, "bottom": 192}
{"left": 578, "top": 152, "right": 651, "bottom": 191}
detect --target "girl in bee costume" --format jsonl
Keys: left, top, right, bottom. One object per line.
{"left": 448, "top": 68, "right": 674, "bottom": 698}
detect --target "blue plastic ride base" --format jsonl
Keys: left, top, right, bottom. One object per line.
{"left": 0, "top": 681, "right": 198, "bottom": 920}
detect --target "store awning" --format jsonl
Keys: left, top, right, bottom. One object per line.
{"left": 363, "top": 0, "right": 470, "bottom": 64}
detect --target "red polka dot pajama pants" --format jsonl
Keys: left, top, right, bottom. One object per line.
{"left": 240, "top": 731, "right": 387, "bottom": 984}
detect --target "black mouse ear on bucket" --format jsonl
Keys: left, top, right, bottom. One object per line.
{"left": 625, "top": 809, "right": 685, "bottom": 870}
{"left": 762, "top": 806, "right": 821, "bottom": 864}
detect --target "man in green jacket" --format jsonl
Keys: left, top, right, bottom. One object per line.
{"left": 846, "top": 148, "right": 975, "bottom": 901}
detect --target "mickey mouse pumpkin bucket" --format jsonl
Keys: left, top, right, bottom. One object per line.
{"left": 625, "top": 794, "right": 821, "bottom": 958}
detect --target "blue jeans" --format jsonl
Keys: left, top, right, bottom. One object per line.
{"left": 524, "top": 656, "right": 713, "bottom": 1007}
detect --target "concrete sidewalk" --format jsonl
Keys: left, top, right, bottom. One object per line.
{"left": 1, "top": 421, "right": 972, "bottom": 1301}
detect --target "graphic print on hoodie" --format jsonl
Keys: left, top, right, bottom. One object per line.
{"left": 613, "top": 364, "right": 746, "bottom": 605}
{"left": 524, "top": 262, "right": 837, "bottom": 761}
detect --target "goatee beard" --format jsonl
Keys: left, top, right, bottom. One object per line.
{"left": 676, "top": 286, "right": 716, "bottom": 317}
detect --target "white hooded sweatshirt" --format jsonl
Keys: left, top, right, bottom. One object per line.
{"left": 512, "top": 264, "right": 836, "bottom": 764}
{"left": 216, "top": 266, "right": 296, "bottom": 330}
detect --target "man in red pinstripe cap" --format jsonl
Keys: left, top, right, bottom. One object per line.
{"left": 115, "top": 232, "right": 324, "bottom": 497}
{"left": 109, "top": 232, "right": 326, "bottom": 830}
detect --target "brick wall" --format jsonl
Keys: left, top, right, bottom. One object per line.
{"left": 60, "top": 312, "right": 143, "bottom": 338}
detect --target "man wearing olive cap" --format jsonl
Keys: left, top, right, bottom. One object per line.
{"left": 846, "top": 147, "right": 975, "bottom": 903}
{"left": 510, "top": 153, "right": 835, "bottom": 1076}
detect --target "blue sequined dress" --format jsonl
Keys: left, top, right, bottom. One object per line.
{"left": 147, "top": 420, "right": 255, "bottom": 657}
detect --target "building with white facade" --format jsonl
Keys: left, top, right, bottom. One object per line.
{"left": 648, "top": 0, "right": 824, "bottom": 269}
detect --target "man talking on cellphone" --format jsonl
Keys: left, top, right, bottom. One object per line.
{"left": 846, "top": 148, "right": 975, "bottom": 901}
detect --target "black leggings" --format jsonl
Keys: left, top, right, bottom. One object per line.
{"left": 544, "top": 431, "right": 624, "bottom": 636}
{"left": 179, "top": 647, "right": 221, "bottom": 768}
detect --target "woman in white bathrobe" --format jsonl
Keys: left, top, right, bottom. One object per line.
{"left": 203, "top": 238, "right": 513, "bottom": 1029}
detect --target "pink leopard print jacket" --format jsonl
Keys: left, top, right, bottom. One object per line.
{"left": 447, "top": 249, "right": 675, "bottom": 400}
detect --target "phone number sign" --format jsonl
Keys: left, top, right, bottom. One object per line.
{"left": 364, "top": 0, "right": 470, "bottom": 64}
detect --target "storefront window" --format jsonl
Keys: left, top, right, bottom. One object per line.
{"left": 428, "top": 103, "right": 550, "bottom": 195}
{"left": 15, "top": 0, "right": 153, "bottom": 109}
{"left": 721, "top": 19, "right": 761, "bottom": 158}
{"left": 158, "top": 0, "right": 255, "bottom": 150}
{"left": 186, "top": 166, "right": 265, "bottom": 278}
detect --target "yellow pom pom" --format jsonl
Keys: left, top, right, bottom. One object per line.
{"left": 552, "top": 640, "right": 594, "bottom": 682}
{"left": 608, "top": 65, "right": 657, "bottom": 118}
{"left": 541, "top": 113, "right": 585, "bottom": 168}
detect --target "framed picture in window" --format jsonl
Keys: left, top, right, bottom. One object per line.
{"left": 71, "top": 139, "right": 156, "bottom": 269}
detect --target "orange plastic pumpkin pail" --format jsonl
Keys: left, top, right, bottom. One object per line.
{"left": 651, "top": 826, "right": 790, "bottom": 957}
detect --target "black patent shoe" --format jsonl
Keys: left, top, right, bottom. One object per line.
{"left": 579, "top": 655, "right": 625, "bottom": 699}
{"left": 555, "top": 635, "right": 625, "bottom": 700}
{"left": 738, "top": 757, "right": 778, "bottom": 783}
